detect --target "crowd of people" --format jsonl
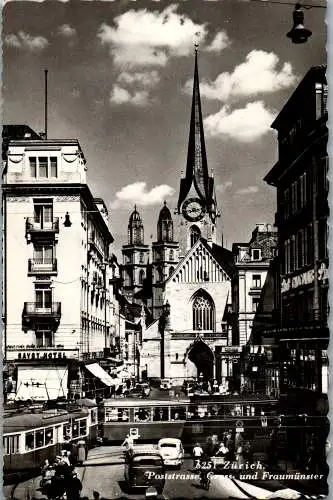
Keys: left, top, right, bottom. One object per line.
{"left": 40, "top": 450, "right": 83, "bottom": 500}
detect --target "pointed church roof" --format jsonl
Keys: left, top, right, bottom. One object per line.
{"left": 178, "top": 47, "right": 211, "bottom": 212}
{"left": 129, "top": 205, "right": 142, "bottom": 224}
{"left": 158, "top": 201, "right": 172, "bottom": 221}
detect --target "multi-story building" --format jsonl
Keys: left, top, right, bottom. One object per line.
{"left": 232, "top": 224, "right": 277, "bottom": 346}
{"left": 2, "top": 125, "right": 117, "bottom": 401}
{"left": 263, "top": 66, "right": 328, "bottom": 474}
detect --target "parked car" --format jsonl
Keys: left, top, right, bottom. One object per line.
{"left": 124, "top": 445, "right": 165, "bottom": 494}
{"left": 157, "top": 438, "right": 184, "bottom": 468}
{"left": 160, "top": 379, "right": 172, "bottom": 390}
{"left": 129, "top": 383, "right": 151, "bottom": 398}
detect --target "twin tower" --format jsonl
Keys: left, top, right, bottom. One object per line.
{"left": 121, "top": 47, "right": 220, "bottom": 303}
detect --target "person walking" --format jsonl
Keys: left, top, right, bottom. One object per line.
{"left": 192, "top": 442, "right": 204, "bottom": 469}
{"left": 122, "top": 433, "right": 134, "bottom": 452}
{"left": 66, "top": 471, "right": 82, "bottom": 500}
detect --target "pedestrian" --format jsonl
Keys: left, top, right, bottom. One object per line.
{"left": 66, "top": 471, "right": 82, "bottom": 500}
{"left": 192, "top": 442, "right": 204, "bottom": 469}
{"left": 122, "top": 433, "right": 134, "bottom": 452}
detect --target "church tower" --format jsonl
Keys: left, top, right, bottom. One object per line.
{"left": 121, "top": 206, "right": 149, "bottom": 300}
{"left": 177, "top": 45, "right": 218, "bottom": 258}
{"left": 152, "top": 202, "right": 179, "bottom": 318}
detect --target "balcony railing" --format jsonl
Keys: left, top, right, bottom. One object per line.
{"left": 26, "top": 218, "right": 59, "bottom": 234}
{"left": 28, "top": 258, "right": 58, "bottom": 275}
{"left": 22, "top": 302, "right": 61, "bottom": 332}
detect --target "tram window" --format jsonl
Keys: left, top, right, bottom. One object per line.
{"left": 170, "top": 407, "right": 186, "bottom": 420}
{"left": 63, "top": 423, "right": 71, "bottom": 440}
{"left": 35, "top": 430, "right": 45, "bottom": 448}
{"left": 230, "top": 405, "right": 243, "bottom": 417}
{"left": 153, "top": 407, "right": 168, "bottom": 421}
{"left": 134, "top": 408, "right": 151, "bottom": 423}
{"left": 91, "top": 409, "right": 98, "bottom": 424}
{"left": 196, "top": 405, "right": 208, "bottom": 418}
{"left": 187, "top": 406, "right": 197, "bottom": 420}
{"left": 210, "top": 405, "right": 219, "bottom": 418}
{"left": 105, "top": 408, "right": 118, "bottom": 422}
{"left": 119, "top": 409, "right": 130, "bottom": 422}
{"left": 72, "top": 423, "right": 79, "bottom": 438}
{"left": 4, "top": 434, "right": 20, "bottom": 455}
{"left": 79, "top": 419, "right": 87, "bottom": 436}
{"left": 25, "top": 432, "right": 35, "bottom": 451}
{"left": 45, "top": 428, "right": 54, "bottom": 446}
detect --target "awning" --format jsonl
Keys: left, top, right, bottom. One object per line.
{"left": 85, "top": 363, "right": 117, "bottom": 387}
{"left": 14, "top": 366, "right": 68, "bottom": 401}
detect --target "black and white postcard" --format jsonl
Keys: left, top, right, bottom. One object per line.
{"left": 2, "top": 0, "right": 328, "bottom": 499}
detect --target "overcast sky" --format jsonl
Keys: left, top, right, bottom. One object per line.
{"left": 3, "top": 0, "right": 326, "bottom": 257}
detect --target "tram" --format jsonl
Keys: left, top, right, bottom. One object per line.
{"left": 3, "top": 399, "right": 98, "bottom": 484}
{"left": 102, "top": 398, "right": 190, "bottom": 442}
{"left": 101, "top": 395, "right": 278, "bottom": 454}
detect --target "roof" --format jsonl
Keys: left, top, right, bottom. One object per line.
{"left": 201, "top": 239, "right": 236, "bottom": 278}
{"left": 3, "top": 407, "right": 88, "bottom": 434}
{"left": 158, "top": 201, "right": 172, "bottom": 221}
{"left": 129, "top": 206, "right": 142, "bottom": 224}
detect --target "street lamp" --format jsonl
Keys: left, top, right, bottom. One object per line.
{"left": 286, "top": 3, "right": 312, "bottom": 43}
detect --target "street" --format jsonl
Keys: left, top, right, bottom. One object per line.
{"left": 80, "top": 447, "right": 301, "bottom": 500}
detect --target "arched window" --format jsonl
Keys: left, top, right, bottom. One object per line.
{"left": 139, "top": 251, "right": 144, "bottom": 264}
{"left": 139, "top": 269, "right": 145, "bottom": 284}
{"left": 192, "top": 292, "right": 215, "bottom": 331}
{"left": 170, "top": 249, "right": 174, "bottom": 261}
{"left": 190, "top": 226, "right": 201, "bottom": 247}
{"left": 169, "top": 266, "right": 175, "bottom": 276}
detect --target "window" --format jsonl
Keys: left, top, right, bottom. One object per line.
{"left": 29, "top": 157, "right": 58, "bottom": 179}
{"left": 35, "top": 284, "right": 52, "bottom": 309}
{"left": 33, "top": 244, "right": 54, "bottom": 264}
{"left": 169, "top": 266, "right": 174, "bottom": 276}
{"left": 139, "top": 269, "right": 145, "bottom": 285}
{"left": 139, "top": 252, "right": 144, "bottom": 264}
{"left": 153, "top": 407, "right": 168, "bottom": 422}
{"left": 190, "top": 226, "right": 201, "bottom": 247}
{"left": 252, "top": 297, "right": 260, "bottom": 312}
{"left": 30, "top": 157, "right": 37, "bottom": 177}
{"left": 192, "top": 292, "right": 215, "bottom": 331}
{"left": 284, "top": 239, "right": 291, "bottom": 274}
{"left": 134, "top": 408, "right": 151, "bottom": 422}
{"left": 34, "top": 200, "right": 53, "bottom": 228}
{"left": 79, "top": 419, "right": 87, "bottom": 437}
{"left": 290, "top": 236, "right": 296, "bottom": 272}
{"left": 251, "top": 249, "right": 261, "bottom": 261}
{"left": 3, "top": 434, "right": 20, "bottom": 455}
{"left": 36, "top": 330, "right": 53, "bottom": 348}
{"left": 252, "top": 274, "right": 261, "bottom": 288}
{"left": 170, "top": 250, "right": 174, "bottom": 261}
{"left": 297, "top": 230, "right": 303, "bottom": 269}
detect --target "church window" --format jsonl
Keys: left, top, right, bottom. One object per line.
{"left": 139, "top": 270, "right": 145, "bottom": 285}
{"left": 169, "top": 266, "right": 174, "bottom": 277}
{"left": 139, "top": 252, "right": 144, "bottom": 264}
{"left": 170, "top": 249, "right": 174, "bottom": 261}
{"left": 190, "top": 226, "right": 201, "bottom": 247}
{"left": 192, "top": 292, "right": 215, "bottom": 331}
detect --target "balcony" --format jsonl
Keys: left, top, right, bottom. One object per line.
{"left": 26, "top": 218, "right": 59, "bottom": 240}
{"left": 28, "top": 258, "right": 58, "bottom": 276}
{"left": 22, "top": 302, "right": 61, "bottom": 332}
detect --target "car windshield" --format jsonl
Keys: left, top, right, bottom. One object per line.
{"left": 160, "top": 443, "right": 177, "bottom": 448}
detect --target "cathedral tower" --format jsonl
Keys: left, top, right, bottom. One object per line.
{"left": 121, "top": 206, "right": 149, "bottom": 300}
{"left": 152, "top": 202, "right": 179, "bottom": 318}
{"left": 177, "top": 45, "right": 218, "bottom": 257}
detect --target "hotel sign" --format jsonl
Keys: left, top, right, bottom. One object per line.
{"left": 281, "top": 263, "right": 328, "bottom": 294}
{"left": 6, "top": 349, "right": 79, "bottom": 361}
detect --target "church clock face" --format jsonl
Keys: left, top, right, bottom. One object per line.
{"left": 182, "top": 198, "right": 205, "bottom": 222}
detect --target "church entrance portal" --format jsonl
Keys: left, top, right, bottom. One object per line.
{"left": 187, "top": 340, "right": 214, "bottom": 380}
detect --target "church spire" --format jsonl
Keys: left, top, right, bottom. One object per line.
{"left": 177, "top": 44, "right": 211, "bottom": 213}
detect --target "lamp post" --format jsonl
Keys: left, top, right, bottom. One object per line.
{"left": 159, "top": 301, "right": 170, "bottom": 380}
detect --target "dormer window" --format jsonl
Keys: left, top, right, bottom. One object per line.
{"left": 29, "top": 157, "right": 58, "bottom": 179}
{"left": 251, "top": 249, "right": 261, "bottom": 261}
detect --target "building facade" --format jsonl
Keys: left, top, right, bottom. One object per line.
{"left": 232, "top": 224, "right": 278, "bottom": 346}
{"left": 263, "top": 66, "right": 329, "bottom": 474}
{"left": 2, "top": 126, "right": 118, "bottom": 401}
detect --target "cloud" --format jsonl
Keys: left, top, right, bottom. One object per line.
{"left": 205, "top": 31, "right": 230, "bottom": 52}
{"left": 110, "top": 85, "right": 150, "bottom": 106}
{"left": 111, "top": 182, "right": 175, "bottom": 208}
{"left": 196, "top": 50, "right": 297, "bottom": 101}
{"left": 97, "top": 4, "right": 211, "bottom": 68}
{"left": 204, "top": 101, "right": 276, "bottom": 142}
{"left": 217, "top": 181, "right": 233, "bottom": 192}
{"left": 236, "top": 186, "right": 259, "bottom": 195}
{"left": 58, "top": 24, "right": 76, "bottom": 37}
{"left": 117, "top": 70, "right": 160, "bottom": 87}
{"left": 4, "top": 31, "right": 48, "bottom": 50}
